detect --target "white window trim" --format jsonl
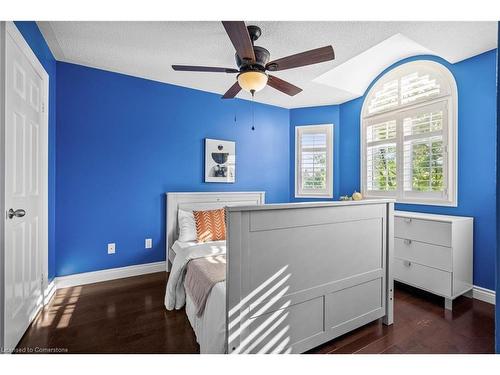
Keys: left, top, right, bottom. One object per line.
{"left": 295, "top": 124, "right": 334, "bottom": 199}
{"left": 360, "top": 60, "right": 458, "bottom": 207}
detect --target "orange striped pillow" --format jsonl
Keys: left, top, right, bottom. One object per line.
{"left": 193, "top": 208, "right": 226, "bottom": 243}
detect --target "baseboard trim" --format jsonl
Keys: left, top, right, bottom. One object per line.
{"left": 55, "top": 261, "right": 166, "bottom": 289}
{"left": 464, "top": 285, "right": 496, "bottom": 305}
{"left": 45, "top": 266, "right": 498, "bottom": 307}
{"left": 472, "top": 285, "right": 495, "bottom": 305}
{"left": 43, "top": 280, "right": 57, "bottom": 305}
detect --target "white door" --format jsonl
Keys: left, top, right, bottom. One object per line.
{"left": 3, "top": 22, "right": 48, "bottom": 351}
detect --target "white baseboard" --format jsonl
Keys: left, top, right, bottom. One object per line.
{"left": 43, "top": 265, "right": 498, "bottom": 307}
{"left": 466, "top": 285, "right": 496, "bottom": 305}
{"left": 43, "top": 280, "right": 57, "bottom": 305}
{"left": 55, "top": 261, "right": 166, "bottom": 289}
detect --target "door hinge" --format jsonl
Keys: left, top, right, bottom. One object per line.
{"left": 41, "top": 102, "right": 45, "bottom": 113}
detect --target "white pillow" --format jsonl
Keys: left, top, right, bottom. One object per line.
{"left": 177, "top": 209, "right": 197, "bottom": 242}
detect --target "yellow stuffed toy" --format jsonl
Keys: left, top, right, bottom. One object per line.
{"left": 352, "top": 191, "right": 363, "bottom": 201}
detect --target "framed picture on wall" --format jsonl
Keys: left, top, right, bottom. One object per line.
{"left": 205, "top": 138, "right": 236, "bottom": 183}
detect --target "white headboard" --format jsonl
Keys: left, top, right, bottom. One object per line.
{"left": 165, "top": 192, "right": 265, "bottom": 271}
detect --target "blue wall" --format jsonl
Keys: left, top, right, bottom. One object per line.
{"left": 56, "top": 62, "right": 290, "bottom": 276}
{"left": 14, "top": 22, "right": 498, "bottom": 295}
{"left": 14, "top": 22, "right": 57, "bottom": 280}
{"left": 289, "top": 105, "right": 340, "bottom": 201}
{"left": 294, "top": 50, "right": 498, "bottom": 290}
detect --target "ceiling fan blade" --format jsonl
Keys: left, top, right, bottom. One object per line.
{"left": 267, "top": 75, "right": 302, "bottom": 96}
{"left": 266, "top": 46, "right": 335, "bottom": 71}
{"left": 172, "top": 65, "right": 239, "bottom": 73}
{"left": 221, "top": 21, "right": 256, "bottom": 63}
{"left": 222, "top": 81, "right": 241, "bottom": 99}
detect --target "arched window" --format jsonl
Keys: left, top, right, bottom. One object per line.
{"left": 361, "top": 60, "right": 458, "bottom": 205}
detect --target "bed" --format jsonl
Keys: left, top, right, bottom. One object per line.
{"left": 164, "top": 192, "right": 394, "bottom": 354}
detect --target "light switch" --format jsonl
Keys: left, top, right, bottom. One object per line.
{"left": 145, "top": 238, "right": 152, "bottom": 249}
{"left": 108, "top": 243, "right": 116, "bottom": 254}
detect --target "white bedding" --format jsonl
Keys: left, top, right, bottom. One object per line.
{"left": 186, "top": 281, "right": 226, "bottom": 354}
{"left": 164, "top": 240, "right": 227, "bottom": 354}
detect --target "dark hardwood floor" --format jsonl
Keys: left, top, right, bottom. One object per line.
{"left": 16, "top": 272, "right": 494, "bottom": 354}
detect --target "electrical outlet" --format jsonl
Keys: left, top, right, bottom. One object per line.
{"left": 108, "top": 243, "right": 116, "bottom": 254}
{"left": 145, "top": 238, "right": 152, "bottom": 249}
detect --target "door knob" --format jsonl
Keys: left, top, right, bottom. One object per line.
{"left": 7, "top": 208, "right": 26, "bottom": 219}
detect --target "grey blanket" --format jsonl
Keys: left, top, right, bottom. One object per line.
{"left": 184, "top": 254, "right": 226, "bottom": 316}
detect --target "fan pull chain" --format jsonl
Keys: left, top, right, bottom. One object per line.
{"left": 251, "top": 91, "right": 255, "bottom": 131}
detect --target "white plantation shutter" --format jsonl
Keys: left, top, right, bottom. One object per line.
{"left": 401, "top": 71, "right": 441, "bottom": 105}
{"left": 367, "top": 79, "right": 399, "bottom": 114}
{"left": 361, "top": 61, "right": 457, "bottom": 206}
{"left": 366, "top": 143, "right": 397, "bottom": 191}
{"left": 365, "top": 119, "right": 397, "bottom": 192}
{"left": 300, "top": 133, "right": 327, "bottom": 190}
{"left": 295, "top": 124, "right": 333, "bottom": 198}
{"left": 366, "top": 119, "right": 397, "bottom": 142}
{"left": 402, "top": 103, "right": 448, "bottom": 200}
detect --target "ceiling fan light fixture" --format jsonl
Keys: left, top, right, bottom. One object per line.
{"left": 174, "top": 22, "right": 335, "bottom": 99}
{"left": 237, "top": 71, "right": 268, "bottom": 93}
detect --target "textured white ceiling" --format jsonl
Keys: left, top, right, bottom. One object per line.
{"left": 314, "top": 33, "right": 435, "bottom": 99}
{"left": 37, "top": 21, "right": 497, "bottom": 108}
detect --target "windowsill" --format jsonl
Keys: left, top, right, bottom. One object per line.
{"left": 295, "top": 194, "right": 334, "bottom": 199}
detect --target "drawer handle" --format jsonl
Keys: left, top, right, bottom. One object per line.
{"left": 404, "top": 239, "right": 412, "bottom": 245}
{"left": 404, "top": 261, "right": 412, "bottom": 267}
{"left": 404, "top": 218, "right": 412, "bottom": 223}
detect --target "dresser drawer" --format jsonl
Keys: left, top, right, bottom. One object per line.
{"left": 394, "top": 238, "right": 452, "bottom": 271}
{"left": 394, "top": 258, "right": 452, "bottom": 297}
{"left": 395, "top": 216, "right": 452, "bottom": 247}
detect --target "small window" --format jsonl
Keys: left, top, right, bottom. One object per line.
{"left": 361, "top": 60, "right": 457, "bottom": 206}
{"left": 295, "top": 124, "right": 333, "bottom": 198}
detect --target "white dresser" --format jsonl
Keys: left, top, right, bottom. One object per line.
{"left": 394, "top": 211, "right": 473, "bottom": 310}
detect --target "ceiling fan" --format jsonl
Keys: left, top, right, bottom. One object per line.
{"left": 172, "top": 21, "right": 335, "bottom": 99}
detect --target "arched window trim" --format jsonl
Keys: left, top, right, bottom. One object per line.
{"left": 360, "top": 60, "right": 458, "bottom": 206}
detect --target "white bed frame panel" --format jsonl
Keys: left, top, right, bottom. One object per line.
{"left": 165, "top": 192, "right": 265, "bottom": 271}
{"left": 226, "top": 200, "right": 394, "bottom": 354}
{"left": 165, "top": 192, "right": 393, "bottom": 354}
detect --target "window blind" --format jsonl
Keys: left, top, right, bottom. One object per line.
{"left": 367, "top": 69, "right": 443, "bottom": 116}
{"left": 365, "top": 119, "right": 397, "bottom": 192}
{"left": 300, "top": 132, "right": 327, "bottom": 190}
{"left": 295, "top": 124, "right": 333, "bottom": 198}
{"left": 401, "top": 72, "right": 441, "bottom": 105}
{"left": 403, "top": 109, "right": 445, "bottom": 194}
{"left": 361, "top": 60, "right": 456, "bottom": 205}
{"left": 367, "top": 79, "right": 399, "bottom": 115}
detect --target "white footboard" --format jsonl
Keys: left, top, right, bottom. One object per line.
{"left": 226, "top": 199, "right": 394, "bottom": 354}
